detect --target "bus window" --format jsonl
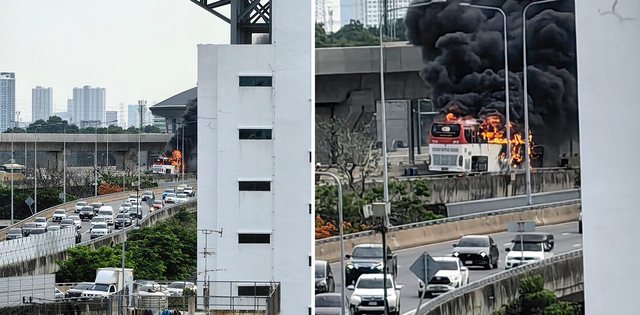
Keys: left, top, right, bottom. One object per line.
{"left": 431, "top": 123, "right": 461, "bottom": 138}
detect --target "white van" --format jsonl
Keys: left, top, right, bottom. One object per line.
{"left": 97, "top": 206, "right": 115, "bottom": 225}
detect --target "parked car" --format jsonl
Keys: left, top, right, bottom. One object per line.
{"left": 165, "top": 282, "right": 197, "bottom": 297}
{"left": 348, "top": 274, "right": 402, "bottom": 315}
{"left": 21, "top": 223, "right": 37, "bottom": 236}
{"left": 55, "top": 288, "right": 65, "bottom": 301}
{"left": 452, "top": 235, "right": 499, "bottom": 269}
{"left": 141, "top": 191, "right": 155, "bottom": 201}
{"left": 114, "top": 213, "right": 132, "bottom": 229}
{"left": 75, "top": 201, "right": 87, "bottom": 213}
{"left": 90, "top": 202, "right": 104, "bottom": 214}
{"left": 175, "top": 193, "right": 188, "bottom": 203}
{"left": 90, "top": 222, "right": 110, "bottom": 239}
{"left": 79, "top": 206, "right": 95, "bottom": 220}
{"left": 60, "top": 219, "right": 76, "bottom": 229}
{"left": 152, "top": 200, "right": 164, "bottom": 210}
{"left": 65, "top": 282, "right": 94, "bottom": 299}
{"left": 315, "top": 293, "right": 350, "bottom": 315}
{"left": 418, "top": 257, "right": 469, "bottom": 297}
{"left": 162, "top": 189, "right": 175, "bottom": 200}
{"left": 345, "top": 244, "right": 398, "bottom": 285}
{"left": 52, "top": 209, "right": 67, "bottom": 222}
{"left": 315, "top": 260, "right": 335, "bottom": 294}
{"left": 6, "top": 228, "right": 23, "bottom": 240}
{"left": 33, "top": 217, "right": 48, "bottom": 229}
{"left": 68, "top": 215, "right": 82, "bottom": 229}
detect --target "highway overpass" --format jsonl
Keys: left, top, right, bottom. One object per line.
{"left": 0, "top": 133, "right": 172, "bottom": 171}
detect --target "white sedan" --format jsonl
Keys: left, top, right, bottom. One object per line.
{"left": 348, "top": 274, "right": 402, "bottom": 315}
{"left": 175, "top": 193, "right": 188, "bottom": 203}
{"left": 52, "top": 209, "right": 67, "bottom": 222}
{"left": 418, "top": 256, "right": 469, "bottom": 297}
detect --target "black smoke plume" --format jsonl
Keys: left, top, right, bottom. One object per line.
{"left": 165, "top": 98, "right": 198, "bottom": 172}
{"left": 405, "top": 0, "right": 578, "bottom": 151}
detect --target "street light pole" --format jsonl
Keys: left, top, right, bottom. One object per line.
{"left": 459, "top": 3, "right": 511, "bottom": 172}
{"left": 34, "top": 126, "right": 39, "bottom": 213}
{"left": 63, "top": 124, "right": 66, "bottom": 203}
{"left": 378, "top": 2, "right": 445, "bottom": 314}
{"left": 94, "top": 121, "right": 98, "bottom": 197}
{"left": 10, "top": 120, "right": 14, "bottom": 224}
{"left": 522, "top": 0, "right": 564, "bottom": 204}
{"left": 316, "top": 171, "right": 345, "bottom": 315}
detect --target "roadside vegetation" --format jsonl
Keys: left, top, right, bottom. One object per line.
{"left": 56, "top": 208, "right": 197, "bottom": 282}
{"left": 493, "top": 275, "right": 581, "bottom": 315}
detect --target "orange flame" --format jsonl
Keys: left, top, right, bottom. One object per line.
{"left": 169, "top": 150, "right": 183, "bottom": 171}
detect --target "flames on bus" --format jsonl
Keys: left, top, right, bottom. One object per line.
{"left": 152, "top": 150, "right": 184, "bottom": 175}
{"left": 443, "top": 113, "right": 533, "bottom": 168}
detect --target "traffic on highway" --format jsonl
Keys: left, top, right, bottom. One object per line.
{"left": 2, "top": 184, "right": 196, "bottom": 243}
{"left": 317, "top": 221, "right": 582, "bottom": 315}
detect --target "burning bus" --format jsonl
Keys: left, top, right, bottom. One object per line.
{"left": 428, "top": 113, "right": 541, "bottom": 173}
{"left": 152, "top": 150, "right": 183, "bottom": 175}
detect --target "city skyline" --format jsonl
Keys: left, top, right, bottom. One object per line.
{"left": 31, "top": 86, "right": 53, "bottom": 122}
{"left": 0, "top": 0, "right": 228, "bottom": 120}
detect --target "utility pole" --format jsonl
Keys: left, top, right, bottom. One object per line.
{"left": 138, "top": 101, "right": 145, "bottom": 193}
{"left": 199, "top": 228, "right": 223, "bottom": 312}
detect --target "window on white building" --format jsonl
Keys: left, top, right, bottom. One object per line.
{"left": 237, "top": 285, "right": 272, "bottom": 296}
{"left": 238, "top": 233, "right": 271, "bottom": 244}
{"left": 239, "top": 128, "right": 272, "bottom": 140}
{"left": 238, "top": 181, "right": 271, "bottom": 191}
{"left": 239, "top": 76, "right": 272, "bottom": 87}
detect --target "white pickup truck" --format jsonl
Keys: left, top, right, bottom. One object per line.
{"left": 81, "top": 268, "right": 134, "bottom": 299}
{"left": 348, "top": 274, "right": 403, "bottom": 315}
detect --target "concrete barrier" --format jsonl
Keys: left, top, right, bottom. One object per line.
{"left": 419, "top": 250, "right": 584, "bottom": 315}
{"left": 315, "top": 202, "right": 580, "bottom": 262}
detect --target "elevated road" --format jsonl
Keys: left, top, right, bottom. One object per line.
{"left": 329, "top": 221, "right": 582, "bottom": 315}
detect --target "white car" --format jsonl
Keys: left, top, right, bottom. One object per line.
{"left": 33, "top": 217, "right": 48, "bottom": 229}
{"left": 90, "top": 216, "right": 106, "bottom": 229}
{"left": 119, "top": 202, "right": 132, "bottom": 213}
{"left": 504, "top": 240, "right": 553, "bottom": 270}
{"left": 97, "top": 207, "right": 115, "bottom": 225}
{"left": 418, "top": 257, "right": 469, "bottom": 297}
{"left": 128, "top": 194, "right": 142, "bottom": 204}
{"left": 165, "top": 281, "right": 197, "bottom": 297}
{"left": 75, "top": 201, "right": 87, "bottom": 213}
{"left": 348, "top": 274, "right": 402, "bottom": 315}
{"left": 164, "top": 193, "right": 177, "bottom": 204}
{"left": 183, "top": 186, "right": 195, "bottom": 197}
{"left": 52, "top": 209, "right": 67, "bottom": 222}
{"left": 90, "top": 222, "right": 110, "bottom": 239}
{"left": 68, "top": 215, "right": 82, "bottom": 229}
{"left": 175, "top": 193, "right": 188, "bottom": 203}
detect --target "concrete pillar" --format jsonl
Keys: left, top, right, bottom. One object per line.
{"left": 575, "top": 1, "right": 640, "bottom": 314}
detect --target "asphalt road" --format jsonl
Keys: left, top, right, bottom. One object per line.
{"left": 329, "top": 221, "right": 583, "bottom": 315}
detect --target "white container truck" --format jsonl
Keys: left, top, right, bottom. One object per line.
{"left": 81, "top": 268, "right": 134, "bottom": 299}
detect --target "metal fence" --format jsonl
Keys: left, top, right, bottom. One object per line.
{"left": 0, "top": 274, "right": 56, "bottom": 308}
{"left": 0, "top": 228, "right": 75, "bottom": 267}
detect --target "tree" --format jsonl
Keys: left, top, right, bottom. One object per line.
{"left": 493, "top": 275, "right": 580, "bottom": 315}
{"left": 56, "top": 246, "right": 123, "bottom": 282}
{"left": 317, "top": 117, "right": 379, "bottom": 198}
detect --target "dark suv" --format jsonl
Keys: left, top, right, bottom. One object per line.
{"left": 452, "top": 235, "right": 499, "bottom": 269}
{"left": 344, "top": 244, "right": 397, "bottom": 285}
{"left": 79, "top": 206, "right": 95, "bottom": 221}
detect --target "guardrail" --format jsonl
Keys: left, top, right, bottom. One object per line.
{"left": 418, "top": 249, "right": 584, "bottom": 315}
{"left": 0, "top": 228, "right": 75, "bottom": 268}
{"left": 446, "top": 189, "right": 581, "bottom": 217}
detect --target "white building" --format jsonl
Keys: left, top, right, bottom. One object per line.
{"left": 576, "top": 1, "right": 640, "bottom": 314}
{"left": 31, "top": 86, "right": 53, "bottom": 122}
{"left": 72, "top": 85, "right": 106, "bottom": 126}
{"left": 66, "top": 98, "right": 74, "bottom": 123}
{"left": 0, "top": 72, "right": 16, "bottom": 131}
{"left": 361, "top": 0, "right": 410, "bottom": 27}
{"left": 317, "top": 0, "right": 342, "bottom": 33}
{"left": 105, "top": 111, "right": 118, "bottom": 125}
{"left": 196, "top": 0, "right": 313, "bottom": 313}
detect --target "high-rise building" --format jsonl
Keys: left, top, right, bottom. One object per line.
{"left": 360, "top": 0, "right": 410, "bottom": 27}
{"left": 127, "top": 104, "right": 152, "bottom": 128}
{"left": 32, "top": 86, "right": 53, "bottom": 122}
{"left": 316, "top": 0, "right": 327, "bottom": 26}
{"left": 66, "top": 99, "right": 74, "bottom": 123}
{"left": 340, "top": 0, "right": 363, "bottom": 27}
{"left": 72, "top": 85, "right": 106, "bottom": 127}
{"left": 106, "top": 111, "right": 118, "bottom": 125}
{"left": 0, "top": 72, "right": 16, "bottom": 131}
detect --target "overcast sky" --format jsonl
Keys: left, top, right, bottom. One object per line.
{"left": 0, "top": 0, "right": 229, "bottom": 121}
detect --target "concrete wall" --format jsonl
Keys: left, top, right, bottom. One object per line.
{"left": 316, "top": 203, "right": 580, "bottom": 263}
{"left": 420, "top": 250, "right": 584, "bottom": 315}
